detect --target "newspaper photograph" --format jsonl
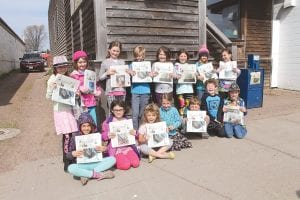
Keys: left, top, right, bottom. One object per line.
{"left": 132, "top": 61, "right": 152, "bottom": 83}
{"left": 75, "top": 133, "right": 103, "bottom": 164}
{"left": 146, "top": 121, "right": 170, "bottom": 148}
{"left": 198, "top": 62, "right": 218, "bottom": 82}
{"left": 84, "top": 69, "right": 96, "bottom": 93}
{"left": 223, "top": 106, "right": 244, "bottom": 125}
{"left": 110, "top": 65, "right": 131, "bottom": 87}
{"left": 219, "top": 61, "right": 238, "bottom": 80}
{"left": 153, "top": 62, "right": 173, "bottom": 83}
{"left": 177, "top": 64, "right": 196, "bottom": 84}
{"left": 52, "top": 74, "right": 80, "bottom": 106}
{"left": 109, "top": 119, "right": 135, "bottom": 148}
{"left": 186, "top": 110, "right": 207, "bottom": 132}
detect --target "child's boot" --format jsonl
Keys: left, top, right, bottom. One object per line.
{"left": 202, "top": 132, "right": 209, "bottom": 139}
{"left": 80, "top": 177, "right": 89, "bottom": 186}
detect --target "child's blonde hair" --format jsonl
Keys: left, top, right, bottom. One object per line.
{"left": 106, "top": 41, "right": 122, "bottom": 58}
{"left": 205, "top": 78, "right": 218, "bottom": 88}
{"left": 142, "top": 103, "right": 161, "bottom": 124}
{"left": 133, "top": 45, "right": 145, "bottom": 59}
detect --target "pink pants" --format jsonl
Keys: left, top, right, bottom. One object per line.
{"left": 115, "top": 149, "right": 140, "bottom": 170}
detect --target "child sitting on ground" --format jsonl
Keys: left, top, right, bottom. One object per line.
{"left": 223, "top": 83, "right": 247, "bottom": 139}
{"left": 66, "top": 113, "right": 115, "bottom": 186}
{"left": 138, "top": 103, "right": 175, "bottom": 163}
{"left": 200, "top": 79, "right": 225, "bottom": 137}
{"left": 181, "top": 96, "right": 210, "bottom": 139}
{"left": 160, "top": 93, "right": 192, "bottom": 151}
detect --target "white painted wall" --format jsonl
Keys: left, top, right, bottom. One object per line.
{"left": 0, "top": 24, "right": 25, "bottom": 75}
{"left": 272, "top": 1, "right": 300, "bottom": 90}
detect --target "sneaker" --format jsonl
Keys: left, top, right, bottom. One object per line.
{"left": 102, "top": 170, "right": 115, "bottom": 179}
{"left": 80, "top": 177, "right": 89, "bottom": 186}
{"left": 202, "top": 132, "right": 209, "bottom": 139}
{"left": 168, "top": 152, "right": 175, "bottom": 159}
{"left": 148, "top": 155, "right": 156, "bottom": 163}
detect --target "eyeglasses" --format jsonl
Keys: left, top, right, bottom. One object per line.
{"left": 112, "top": 108, "right": 124, "bottom": 112}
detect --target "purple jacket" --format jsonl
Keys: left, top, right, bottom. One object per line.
{"left": 101, "top": 116, "right": 140, "bottom": 158}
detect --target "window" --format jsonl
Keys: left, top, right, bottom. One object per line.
{"left": 207, "top": 0, "right": 240, "bottom": 39}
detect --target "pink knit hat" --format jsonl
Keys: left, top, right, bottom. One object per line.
{"left": 72, "top": 50, "right": 88, "bottom": 61}
{"left": 198, "top": 45, "right": 209, "bottom": 57}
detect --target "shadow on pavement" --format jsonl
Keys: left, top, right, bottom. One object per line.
{"left": 0, "top": 70, "right": 28, "bottom": 106}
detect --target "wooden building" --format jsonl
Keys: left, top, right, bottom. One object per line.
{"left": 48, "top": 0, "right": 273, "bottom": 87}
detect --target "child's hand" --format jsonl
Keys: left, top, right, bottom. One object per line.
{"left": 168, "top": 125, "right": 174, "bottom": 131}
{"left": 94, "top": 89, "right": 101, "bottom": 97}
{"left": 96, "top": 146, "right": 107, "bottom": 152}
{"left": 149, "top": 71, "right": 158, "bottom": 77}
{"left": 108, "top": 132, "right": 116, "bottom": 139}
{"left": 223, "top": 106, "right": 229, "bottom": 112}
{"left": 107, "top": 68, "right": 116, "bottom": 75}
{"left": 79, "top": 86, "right": 89, "bottom": 94}
{"left": 126, "top": 69, "right": 136, "bottom": 76}
{"left": 50, "top": 82, "right": 57, "bottom": 89}
{"left": 197, "top": 74, "right": 205, "bottom": 81}
{"left": 239, "top": 106, "right": 246, "bottom": 113}
{"left": 129, "top": 129, "right": 136, "bottom": 136}
{"left": 72, "top": 150, "right": 83, "bottom": 158}
{"left": 139, "top": 134, "right": 148, "bottom": 144}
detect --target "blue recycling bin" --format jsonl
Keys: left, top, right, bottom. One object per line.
{"left": 237, "top": 55, "right": 264, "bottom": 109}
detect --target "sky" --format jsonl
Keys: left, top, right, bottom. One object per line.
{"left": 0, "top": 0, "right": 50, "bottom": 50}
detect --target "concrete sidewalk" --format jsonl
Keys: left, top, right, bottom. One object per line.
{"left": 1, "top": 89, "right": 300, "bottom": 200}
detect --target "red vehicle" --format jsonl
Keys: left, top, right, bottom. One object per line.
{"left": 19, "top": 53, "right": 45, "bottom": 72}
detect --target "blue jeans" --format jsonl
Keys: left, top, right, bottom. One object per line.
{"left": 88, "top": 106, "right": 97, "bottom": 127}
{"left": 224, "top": 122, "right": 247, "bottom": 139}
{"left": 68, "top": 156, "right": 116, "bottom": 178}
{"left": 131, "top": 94, "right": 150, "bottom": 130}
{"left": 196, "top": 89, "right": 205, "bottom": 101}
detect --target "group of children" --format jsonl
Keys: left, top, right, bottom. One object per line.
{"left": 46, "top": 41, "right": 247, "bottom": 186}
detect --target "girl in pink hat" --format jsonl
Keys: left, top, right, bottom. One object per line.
{"left": 70, "top": 50, "right": 102, "bottom": 127}
{"left": 46, "top": 55, "right": 78, "bottom": 171}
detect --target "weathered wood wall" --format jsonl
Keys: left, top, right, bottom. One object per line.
{"left": 105, "top": 0, "right": 200, "bottom": 61}
{"left": 244, "top": 0, "right": 272, "bottom": 87}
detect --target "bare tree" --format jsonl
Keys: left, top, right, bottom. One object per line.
{"left": 23, "top": 25, "right": 47, "bottom": 52}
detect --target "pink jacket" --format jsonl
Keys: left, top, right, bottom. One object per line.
{"left": 101, "top": 116, "right": 140, "bottom": 157}
{"left": 70, "top": 70, "right": 101, "bottom": 108}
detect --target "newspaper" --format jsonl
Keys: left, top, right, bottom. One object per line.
{"left": 186, "top": 110, "right": 207, "bottom": 132}
{"left": 146, "top": 121, "right": 170, "bottom": 148}
{"left": 197, "top": 62, "right": 218, "bottom": 82}
{"left": 177, "top": 63, "right": 196, "bottom": 84}
{"left": 84, "top": 69, "right": 96, "bottom": 93}
{"left": 152, "top": 62, "right": 173, "bottom": 83}
{"left": 110, "top": 65, "right": 131, "bottom": 87}
{"left": 132, "top": 61, "right": 152, "bottom": 83}
{"left": 109, "top": 119, "right": 135, "bottom": 148}
{"left": 219, "top": 61, "right": 238, "bottom": 80}
{"left": 75, "top": 133, "right": 103, "bottom": 164}
{"left": 223, "top": 106, "right": 244, "bottom": 125}
{"left": 52, "top": 74, "right": 80, "bottom": 106}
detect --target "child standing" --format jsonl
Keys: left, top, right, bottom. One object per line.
{"left": 98, "top": 41, "right": 127, "bottom": 112}
{"left": 101, "top": 100, "right": 140, "bottom": 170}
{"left": 181, "top": 96, "right": 210, "bottom": 139}
{"left": 70, "top": 50, "right": 102, "bottom": 126}
{"left": 152, "top": 46, "right": 174, "bottom": 106}
{"left": 159, "top": 93, "right": 192, "bottom": 151}
{"left": 200, "top": 79, "right": 225, "bottom": 137}
{"left": 195, "top": 45, "right": 216, "bottom": 100}
{"left": 66, "top": 113, "right": 116, "bottom": 185}
{"left": 46, "top": 55, "right": 78, "bottom": 171}
{"left": 138, "top": 103, "right": 175, "bottom": 163}
{"left": 217, "top": 48, "right": 241, "bottom": 99}
{"left": 128, "top": 46, "right": 151, "bottom": 130}
{"left": 174, "top": 49, "right": 194, "bottom": 116}
{"left": 223, "top": 83, "right": 247, "bottom": 139}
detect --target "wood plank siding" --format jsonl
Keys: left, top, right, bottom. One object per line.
{"left": 244, "top": 0, "right": 272, "bottom": 87}
{"left": 105, "top": 0, "right": 200, "bottom": 61}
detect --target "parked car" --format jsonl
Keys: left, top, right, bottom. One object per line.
{"left": 19, "top": 53, "right": 45, "bottom": 72}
